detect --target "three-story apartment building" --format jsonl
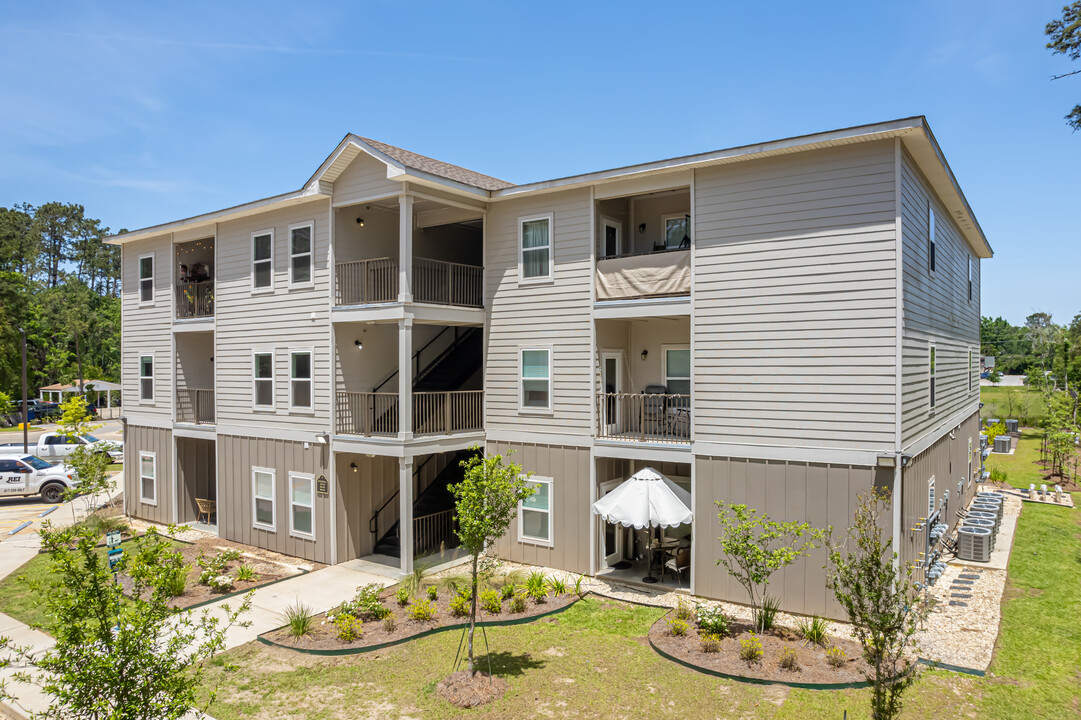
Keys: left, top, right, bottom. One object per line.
{"left": 109, "top": 117, "right": 990, "bottom": 619}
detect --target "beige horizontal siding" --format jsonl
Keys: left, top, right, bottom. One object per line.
{"left": 693, "top": 141, "right": 898, "bottom": 451}
{"left": 121, "top": 237, "right": 175, "bottom": 423}
{"left": 484, "top": 188, "right": 594, "bottom": 439}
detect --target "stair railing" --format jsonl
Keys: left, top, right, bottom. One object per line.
{"left": 372, "top": 326, "right": 477, "bottom": 393}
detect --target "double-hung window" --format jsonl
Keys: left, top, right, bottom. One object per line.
{"left": 520, "top": 348, "right": 551, "bottom": 410}
{"left": 662, "top": 214, "right": 690, "bottom": 249}
{"left": 252, "top": 230, "right": 274, "bottom": 290}
{"left": 519, "top": 476, "right": 552, "bottom": 545}
{"left": 968, "top": 439, "right": 974, "bottom": 486}
{"left": 664, "top": 346, "right": 691, "bottom": 396}
{"left": 969, "top": 349, "right": 974, "bottom": 393}
{"left": 289, "top": 472, "right": 314, "bottom": 539}
{"left": 967, "top": 256, "right": 973, "bottom": 302}
{"left": 139, "top": 452, "right": 156, "bottom": 505}
{"left": 252, "top": 468, "right": 275, "bottom": 531}
{"left": 929, "top": 344, "right": 936, "bottom": 410}
{"left": 139, "top": 355, "right": 154, "bottom": 401}
{"left": 254, "top": 351, "right": 274, "bottom": 408}
{"left": 519, "top": 214, "right": 552, "bottom": 281}
{"left": 290, "top": 351, "right": 312, "bottom": 410}
{"left": 138, "top": 253, "right": 154, "bottom": 303}
{"left": 289, "top": 223, "right": 313, "bottom": 286}
{"left": 927, "top": 203, "right": 936, "bottom": 273}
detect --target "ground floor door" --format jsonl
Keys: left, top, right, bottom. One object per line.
{"left": 599, "top": 477, "right": 626, "bottom": 568}
{"left": 601, "top": 353, "right": 622, "bottom": 434}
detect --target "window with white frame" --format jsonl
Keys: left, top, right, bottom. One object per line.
{"left": 927, "top": 475, "right": 936, "bottom": 517}
{"left": 290, "top": 351, "right": 312, "bottom": 409}
{"left": 968, "top": 438, "right": 973, "bottom": 485}
{"left": 519, "top": 476, "right": 552, "bottom": 544}
{"left": 664, "top": 346, "right": 691, "bottom": 396}
{"left": 252, "top": 230, "right": 273, "bottom": 290}
{"left": 520, "top": 348, "right": 551, "bottom": 410}
{"left": 254, "top": 352, "right": 274, "bottom": 408}
{"left": 139, "top": 355, "right": 154, "bottom": 401}
{"left": 967, "top": 256, "right": 973, "bottom": 302}
{"left": 138, "top": 254, "right": 154, "bottom": 303}
{"left": 252, "top": 467, "right": 275, "bottom": 531}
{"left": 969, "top": 349, "right": 974, "bottom": 393}
{"left": 290, "top": 223, "right": 312, "bottom": 285}
{"left": 139, "top": 452, "right": 156, "bottom": 505}
{"left": 662, "top": 213, "right": 690, "bottom": 249}
{"left": 928, "top": 202, "right": 936, "bottom": 273}
{"left": 519, "top": 215, "right": 552, "bottom": 281}
{"left": 289, "top": 472, "right": 314, "bottom": 538}
{"left": 929, "top": 344, "right": 936, "bottom": 410}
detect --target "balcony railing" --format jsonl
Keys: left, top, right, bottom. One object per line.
{"left": 596, "top": 392, "right": 690, "bottom": 444}
{"left": 335, "top": 257, "right": 483, "bottom": 308}
{"left": 176, "top": 387, "right": 215, "bottom": 424}
{"left": 414, "top": 509, "right": 457, "bottom": 558}
{"left": 336, "top": 390, "right": 484, "bottom": 437}
{"left": 176, "top": 280, "right": 214, "bottom": 319}
{"left": 595, "top": 248, "right": 690, "bottom": 301}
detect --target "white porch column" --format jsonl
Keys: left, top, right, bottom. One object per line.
{"left": 398, "top": 194, "right": 413, "bottom": 303}
{"left": 398, "top": 317, "right": 413, "bottom": 441}
{"left": 399, "top": 455, "right": 414, "bottom": 575}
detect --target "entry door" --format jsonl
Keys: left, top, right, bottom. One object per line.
{"left": 599, "top": 478, "right": 625, "bottom": 568}
{"left": 0, "top": 459, "right": 27, "bottom": 496}
{"left": 602, "top": 219, "right": 621, "bottom": 258}
{"left": 601, "top": 353, "right": 621, "bottom": 433}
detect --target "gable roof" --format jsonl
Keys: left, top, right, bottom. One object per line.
{"left": 357, "top": 137, "right": 512, "bottom": 191}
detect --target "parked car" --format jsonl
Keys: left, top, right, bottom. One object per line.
{"left": 0, "top": 432, "right": 121, "bottom": 461}
{"left": 980, "top": 371, "right": 990, "bottom": 379}
{"left": 0, "top": 453, "right": 78, "bottom": 503}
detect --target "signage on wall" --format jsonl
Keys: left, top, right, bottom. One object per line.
{"left": 316, "top": 475, "right": 329, "bottom": 497}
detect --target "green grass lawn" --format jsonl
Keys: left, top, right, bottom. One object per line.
{"left": 980, "top": 385, "right": 1046, "bottom": 426}
{"left": 986, "top": 428, "right": 1047, "bottom": 490}
{"left": 0, "top": 425, "right": 41, "bottom": 432}
{"left": 0, "top": 550, "right": 67, "bottom": 628}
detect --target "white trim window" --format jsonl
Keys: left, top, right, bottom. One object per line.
{"left": 519, "top": 476, "right": 552, "bottom": 546}
{"left": 252, "top": 467, "right": 276, "bottom": 531}
{"left": 289, "top": 223, "right": 313, "bottom": 286}
{"left": 967, "top": 256, "right": 973, "bottom": 302}
{"left": 519, "top": 214, "right": 552, "bottom": 282}
{"left": 139, "top": 452, "right": 157, "bottom": 505}
{"left": 520, "top": 348, "right": 551, "bottom": 411}
{"left": 968, "top": 438, "right": 974, "bottom": 486}
{"left": 968, "top": 349, "right": 975, "bottom": 393}
{"left": 138, "top": 253, "right": 154, "bottom": 304}
{"left": 252, "top": 230, "right": 274, "bottom": 291}
{"left": 663, "top": 345, "right": 691, "bottom": 396}
{"left": 929, "top": 344, "right": 936, "bottom": 410}
{"left": 253, "top": 351, "right": 274, "bottom": 409}
{"left": 927, "top": 202, "right": 936, "bottom": 273}
{"left": 662, "top": 213, "right": 690, "bottom": 250}
{"left": 927, "top": 475, "right": 936, "bottom": 517}
{"left": 290, "top": 350, "right": 313, "bottom": 410}
{"left": 289, "top": 472, "right": 315, "bottom": 539}
{"left": 139, "top": 355, "right": 154, "bottom": 402}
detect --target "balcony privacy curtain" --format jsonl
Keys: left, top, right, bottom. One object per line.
{"left": 595, "top": 250, "right": 691, "bottom": 301}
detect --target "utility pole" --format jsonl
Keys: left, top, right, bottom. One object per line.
{"left": 19, "top": 326, "right": 28, "bottom": 455}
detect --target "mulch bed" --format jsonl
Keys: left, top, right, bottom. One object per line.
{"left": 649, "top": 611, "right": 875, "bottom": 685}
{"left": 263, "top": 586, "right": 579, "bottom": 652}
{"left": 436, "top": 671, "right": 508, "bottom": 708}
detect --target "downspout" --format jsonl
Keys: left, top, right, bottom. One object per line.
{"left": 892, "top": 138, "right": 905, "bottom": 571}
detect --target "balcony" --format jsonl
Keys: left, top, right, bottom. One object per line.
{"left": 176, "top": 280, "right": 214, "bottom": 319}
{"left": 176, "top": 387, "right": 215, "bottom": 425}
{"left": 336, "top": 390, "right": 483, "bottom": 437}
{"left": 596, "top": 391, "right": 690, "bottom": 444}
{"left": 335, "top": 257, "right": 482, "bottom": 308}
{"left": 596, "top": 248, "right": 690, "bottom": 301}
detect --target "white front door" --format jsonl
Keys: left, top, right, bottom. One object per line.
{"left": 599, "top": 478, "right": 625, "bottom": 568}
{"left": 601, "top": 353, "right": 621, "bottom": 433}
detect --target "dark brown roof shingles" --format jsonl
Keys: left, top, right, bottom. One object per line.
{"left": 358, "top": 137, "right": 513, "bottom": 192}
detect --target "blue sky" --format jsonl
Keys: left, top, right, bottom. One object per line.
{"left": 1, "top": 1, "right": 1077, "bottom": 325}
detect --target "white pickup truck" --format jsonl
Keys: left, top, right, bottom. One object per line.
{"left": 0, "top": 454, "right": 78, "bottom": 503}
{"left": 0, "top": 432, "right": 121, "bottom": 462}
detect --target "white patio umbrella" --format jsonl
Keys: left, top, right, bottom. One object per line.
{"left": 591, "top": 467, "right": 692, "bottom": 582}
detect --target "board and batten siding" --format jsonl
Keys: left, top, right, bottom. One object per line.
{"left": 486, "top": 441, "right": 591, "bottom": 575}
{"left": 176, "top": 437, "right": 215, "bottom": 524}
{"left": 213, "top": 199, "right": 333, "bottom": 435}
{"left": 121, "top": 235, "right": 175, "bottom": 424}
{"left": 484, "top": 189, "right": 594, "bottom": 440}
{"left": 694, "top": 455, "right": 891, "bottom": 620}
{"left": 216, "top": 433, "right": 332, "bottom": 564}
{"left": 124, "top": 424, "right": 173, "bottom": 524}
{"left": 900, "top": 151, "right": 981, "bottom": 448}
{"left": 692, "top": 141, "right": 899, "bottom": 452}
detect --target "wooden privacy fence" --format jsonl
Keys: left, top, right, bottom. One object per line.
{"left": 335, "top": 257, "right": 482, "bottom": 307}
{"left": 596, "top": 392, "right": 690, "bottom": 443}
{"left": 176, "top": 280, "right": 214, "bottom": 319}
{"left": 336, "top": 391, "right": 399, "bottom": 436}
{"left": 176, "top": 387, "right": 215, "bottom": 424}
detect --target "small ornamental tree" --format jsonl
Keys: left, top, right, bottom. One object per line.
{"left": 56, "top": 394, "right": 116, "bottom": 520}
{"left": 0, "top": 523, "right": 250, "bottom": 719}
{"left": 715, "top": 503, "right": 822, "bottom": 633}
{"left": 826, "top": 488, "right": 927, "bottom": 720}
{"left": 450, "top": 447, "right": 535, "bottom": 675}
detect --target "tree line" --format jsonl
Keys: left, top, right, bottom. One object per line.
{"left": 981, "top": 311, "right": 1081, "bottom": 384}
{"left": 0, "top": 202, "right": 121, "bottom": 403}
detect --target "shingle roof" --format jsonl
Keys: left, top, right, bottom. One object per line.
{"left": 358, "top": 137, "right": 513, "bottom": 191}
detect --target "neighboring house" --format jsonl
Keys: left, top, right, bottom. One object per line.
{"left": 107, "top": 116, "right": 990, "bottom": 620}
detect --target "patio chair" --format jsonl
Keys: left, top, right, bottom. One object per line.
{"left": 665, "top": 548, "right": 690, "bottom": 588}
{"left": 195, "top": 498, "right": 217, "bottom": 525}
{"left": 642, "top": 385, "right": 668, "bottom": 436}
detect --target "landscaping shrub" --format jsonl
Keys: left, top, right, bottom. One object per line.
{"left": 699, "top": 633, "right": 722, "bottom": 653}
{"left": 196, "top": 551, "right": 231, "bottom": 585}
{"left": 333, "top": 614, "right": 363, "bottom": 642}
{"left": 573, "top": 574, "right": 587, "bottom": 599}
{"left": 353, "top": 583, "right": 391, "bottom": 620}
{"left": 509, "top": 591, "right": 527, "bottom": 614}
{"left": 283, "top": 601, "right": 314, "bottom": 638}
{"left": 205, "top": 575, "right": 233, "bottom": 593}
{"left": 675, "top": 596, "right": 694, "bottom": 621}
{"left": 449, "top": 593, "right": 470, "bottom": 618}
{"left": 382, "top": 615, "right": 397, "bottom": 633}
{"left": 235, "top": 564, "right": 257, "bottom": 582}
{"left": 667, "top": 617, "right": 689, "bottom": 637}
{"left": 695, "top": 605, "right": 730, "bottom": 637}
{"left": 161, "top": 563, "right": 190, "bottom": 598}
{"left": 499, "top": 583, "right": 515, "bottom": 601}
{"left": 739, "top": 633, "right": 763, "bottom": 665}
{"left": 480, "top": 589, "right": 501, "bottom": 614}
{"left": 778, "top": 648, "right": 801, "bottom": 672}
{"left": 795, "top": 614, "right": 830, "bottom": 647}
{"left": 826, "top": 646, "right": 846, "bottom": 668}
{"left": 986, "top": 421, "right": 1008, "bottom": 445}
{"left": 395, "top": 586, "right": 410, "bottom": 607}
{"left": 408, "top": 598, "right": 436, "bottom": 621}
{"left": 525, "top": 571, "right": 548, "bottom": 603}
{"left": 219, "top": 549, "right": 242, "bottom": 563}
{"left": 549, "top": 575, "right": 568, "bottom": 596}
{"left": 989, "top": 465, "right": 1010, "bottom": 484}
{"left": 426, "top": 585, "right": 439, "bottom": 602}
{"left": 752, "top": 595, "right": 780, "bottom": 632}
